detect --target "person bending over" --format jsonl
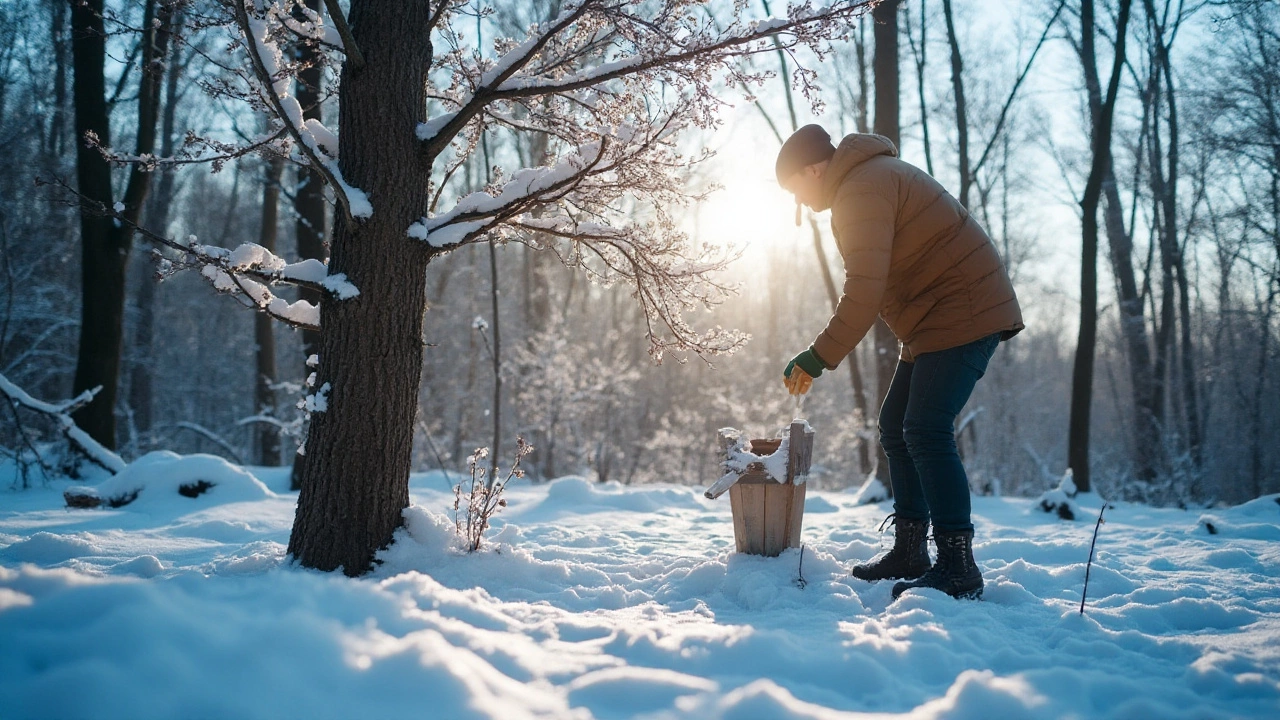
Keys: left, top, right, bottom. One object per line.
{"left": 776, "top": 125, "right": 1023, "bottom": 601}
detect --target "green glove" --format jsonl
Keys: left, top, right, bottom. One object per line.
{"left": 784, "top": 345, "right": 827, "bottom": 380}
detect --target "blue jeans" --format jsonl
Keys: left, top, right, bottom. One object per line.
{"left": 878, "top": 332, "right": 1001, "bottom": 533}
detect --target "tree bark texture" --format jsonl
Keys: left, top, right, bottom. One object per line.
{"left": 287, "top": 0, "right": 434, "bottom": 575}
{"left": 872, "top": 0, "right": 901, "bottom": 487}
{"left": 1144, "top": 0, "right": 1202, "bottom": 467}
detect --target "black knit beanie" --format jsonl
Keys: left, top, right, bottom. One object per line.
{"left": 775, "top": 124, "right": 836, "bottom": 184}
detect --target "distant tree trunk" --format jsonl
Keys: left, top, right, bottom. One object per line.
{"left": 905, "top": 0, "right": 933, "bottom": 175}
{"left": 71, "top": 0, "right": 171, "bottom": 449}
{"left": 48, "top": 0, "right": 69, "bottom": 157}
{"left": 291, "top": 0, "right": 328, "bottom": 490}
{"left": 1249, "top": 258, "right": 1276, "bottom": 497}
{"left": 1080, "top": 29, "right": 1159, "bottom": 483}
{"left": 479, "top": 12, "right": 502, "bottom": 479}
{"left": 288, "top": 1, "right": 435, "bottom": 575}
{"left": 130, "top": 9, "right": 184, "bottom": 447}
{"left": 256, "top": 156, "right": 286, "bottom": 466}
{"left": 487, "top": 238, "right": 502, "bottom": 478}
{"left": 1143, "top": 0, "right": 1202, "bottom": 468}
{"left": 855, "top": 18, "right": 870, "bottom": 134}
{"left": 1069, "top": 0, "right": 1133, "bottom": 493}
{"left": 941, "top": 0, "right": 970, "bottom": 207}
{"left": 524, "top": 126, "right": 554, "bottom": 333}
{"left": 872, "top": 0, "right": 901, "bottom": 488}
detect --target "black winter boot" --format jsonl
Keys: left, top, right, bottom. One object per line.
{"left": 892, "top": 529, "right": 983, "bottom": 600}
{"left": 850, "top": 515, "right": 931, "bottom": 581}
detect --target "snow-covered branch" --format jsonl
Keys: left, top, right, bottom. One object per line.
{"left": 0, "top": 372, "right": 127, "bottom": 475}
{"left": 116, "top": 207, "right": 357, "bottom": 333}
{"left": 409, "top": 138, "right": 610, "bottom": 248}
{"left": 232, "top": 0, "right": 371, "bottom": 223}
{"left": 419, "top": 0, "right": 878, "bottom": 157}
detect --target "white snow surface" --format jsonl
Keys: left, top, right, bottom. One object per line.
{"left": 2, "top": 456, "right": 1278, "bottom": 719}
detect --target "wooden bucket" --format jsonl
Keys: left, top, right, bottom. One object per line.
{"left": 726, "top": 421, "right": 814, "bottom": 557}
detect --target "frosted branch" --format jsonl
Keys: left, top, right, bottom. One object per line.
{"left": 0, "top": 372, "right": 127, "bottom": 474}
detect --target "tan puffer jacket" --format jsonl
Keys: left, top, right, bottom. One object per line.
{"left": 810, "top": 133, "right": 1024, "bottom": 366}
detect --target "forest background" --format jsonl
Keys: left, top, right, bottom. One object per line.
{"left": 3, "top": 0, "right": 1277, "bottom": 517}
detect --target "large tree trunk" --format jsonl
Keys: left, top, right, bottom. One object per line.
{"left": 256, "top": 156, "right": 286, "bottom": 466}
{"left": 1069, "top": 0, "right": 1132, "bottom": 493}
{"left": 871, "top": 0, "right": 901, "bottom": 488}
{"left": 288, "top": 0, "right": 434, "bottom": 575}
{"left": 1149, "top": 103, "right": 1175, "bottom": 456}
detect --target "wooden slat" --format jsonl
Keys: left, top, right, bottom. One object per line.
{"left": 763, "top": 484, "right": 791, "bottom": 556}
{"left": 739, "top": 483, "right": 765, "bottom": 555}
{"left": 787, "top": 483, "right": 806, "bottom": 548}
{"left": 729, "top": 484, "right": 748, "bottom": 553}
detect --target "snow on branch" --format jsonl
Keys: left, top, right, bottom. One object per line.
{"left": 232, "top": 0, "right": 372, "bottom": 223}
{"left": 116, "top": 208, "right": 357, "bottom": 333}
{"left": 419, "top": 0, "right": 878, "bottom": 157}
{"left": 0, "top": 372, "right": 127, "bottom": 475}
{"left": 406, "top": 1, "right": 876, "bottom": 361}
{"left": 409, "top": 137, "right": 610, "bottom": 247}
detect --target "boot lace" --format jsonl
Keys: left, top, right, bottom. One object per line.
{"left": 876, "top": 513, "right": 899, "bottom": 533}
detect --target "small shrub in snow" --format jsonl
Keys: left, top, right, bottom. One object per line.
{"left": 454, "top": 437, "right": 533, "bottom": 552}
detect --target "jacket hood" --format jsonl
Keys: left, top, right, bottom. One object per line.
{"left": 817, "top": 133, "right": 899, "bottom": 210}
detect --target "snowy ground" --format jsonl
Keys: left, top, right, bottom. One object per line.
{"left": 1, "top": 453, "right": 1278, "bottom": 719}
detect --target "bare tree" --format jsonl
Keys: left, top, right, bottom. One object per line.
{"left": 1069, "top": 0, "right": 1134, "bottom": 493}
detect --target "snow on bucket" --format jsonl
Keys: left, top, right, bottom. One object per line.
{"left": 705, "top": 420, "right": 814, "bottom": 557}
